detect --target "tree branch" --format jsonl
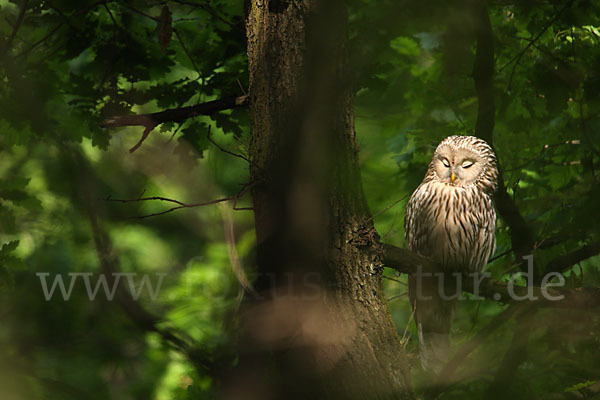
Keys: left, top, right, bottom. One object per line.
{"left": 543, "top": 241, "right": 600, "bottom": 277}
{"left": 382, "top": 243, "right": 600, "bottom": 309}
{"left": 102, "top": 95, "right": 249, "bottom": 152}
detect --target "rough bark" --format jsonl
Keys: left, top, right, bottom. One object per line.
{"left": 223, "top": 1, "right": 413, "bottom": 399}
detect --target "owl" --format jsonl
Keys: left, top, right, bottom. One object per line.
{"left": 404, "top": 135, "right": 498, "bottom": 373}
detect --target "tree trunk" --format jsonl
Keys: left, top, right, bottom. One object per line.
{"left": 221, "top": 1, "right": 413, "bottom": 399}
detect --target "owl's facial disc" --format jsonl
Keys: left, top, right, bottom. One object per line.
{"left": 434, "top": 146, "right": 482, "bottom": 186}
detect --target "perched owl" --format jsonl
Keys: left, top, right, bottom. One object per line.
{"left": 405, "top": 135, "right": 498, "bottom": 373}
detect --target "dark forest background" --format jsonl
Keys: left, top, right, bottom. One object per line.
{"left": 0, "top": 0, "right": 599, "bottom": 399}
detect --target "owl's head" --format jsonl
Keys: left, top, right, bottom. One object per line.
{"left": 429, "top": 135, "right": 498, "bottom": 191}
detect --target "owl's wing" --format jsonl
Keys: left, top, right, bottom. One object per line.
{"left": 481, "top": 197, "right": 497, "bottom": 267}
{"left": 461, "top": 192, "right": 497, "bottom": 271}
{"left": 404, "top": 182, "right": 434, "bottom": 254}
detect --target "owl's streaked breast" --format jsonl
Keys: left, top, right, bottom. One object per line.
{"left": 405, "top": 180, "right": 496, "bottom": 272}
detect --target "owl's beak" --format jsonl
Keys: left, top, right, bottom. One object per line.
{"left": 451, "top": 172, "right": 456, "bottom": 183}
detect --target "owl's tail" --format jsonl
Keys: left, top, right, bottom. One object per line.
{"left": 408, "top": 274, "right": 457, "bottom": 374}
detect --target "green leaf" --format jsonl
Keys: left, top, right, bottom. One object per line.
{"left": 1, "top": 240, "right": 19, "bottom": 254}
{"left": 390, "top": 36, "right": 420, "bottom": 57}
{"left": 564, "top": 380, "right": 597, "bottom": 392}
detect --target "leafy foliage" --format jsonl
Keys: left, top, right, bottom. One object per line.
{"left": 0, "top": 0, "right": 599, "bottom": 399}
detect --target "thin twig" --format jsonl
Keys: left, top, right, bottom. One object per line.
{"left": 236, "top": 79, "right": 248, "bottom": 96}
{"left": 219, "top": 202, "right": 257, "bottom": 297}
{"left": 207, "top": 125, "right": 250, "bottom": 163}
{"left": 387, "top": 292, "right": 407, "bottom": 302}
{"left": 500, "top": 0, "right": 574, "bottom": 92}
{"left": 110, "top": 196, "right": 233, "bottom": 218}
{"left": 400, "top": 306, "right": 416, "bottom": 348}
{"left": 17, "top": 0, "right": 110, "bottom": 58}
{"left": 382, "top": 209, "right": 401, "bottom": 241}
{"left": 4, "top": 0, "right": 29, "bottom": 55}
{"left": 173, "top": 27, "right": 201, "bottom": 79}
{"left": 169, "top": 0, "right": 236, "bottom": 29}
{"left": 487, "top": 248, "right": 513, "bottom": 263}
{"left": 173, "top": 17, "right": 200, "bottom": 22}
{"left": 105, "top": 194, "right": 186, "bottom": 206}
{"left": 168, "top": 121, "right": 184, "bottom": 142}
{"left": 503, "top": 140, "right": 580, "bottom": 172}
{"left": 383, "top": 275, "right": 407, "bottom": 286}
{"left": 129, "top": 125, "right": 155, "bottom": 153}
{"left": 104, "top": 182, "right": 253, "bottom": 218}
{"left": 432, "top": 87, "right": 472, "bottom": 134}
{"left": 366, "top": 193, "right": 411, "bottom": 223}
{"left": 232, "top": 182, "right": 254, "bottom": 211}
{"left": 120, "top": 3, "right": 158, "bottom": 21}
{"left": 102, "top": 2, "right": 122, "bottom": 31}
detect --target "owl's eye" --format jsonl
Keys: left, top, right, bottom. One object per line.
{"left": 462, "top": 160, "right": 474, "bottom": 169}
{"left": 441, "top": 158, "right": 450, "bottom": 168}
